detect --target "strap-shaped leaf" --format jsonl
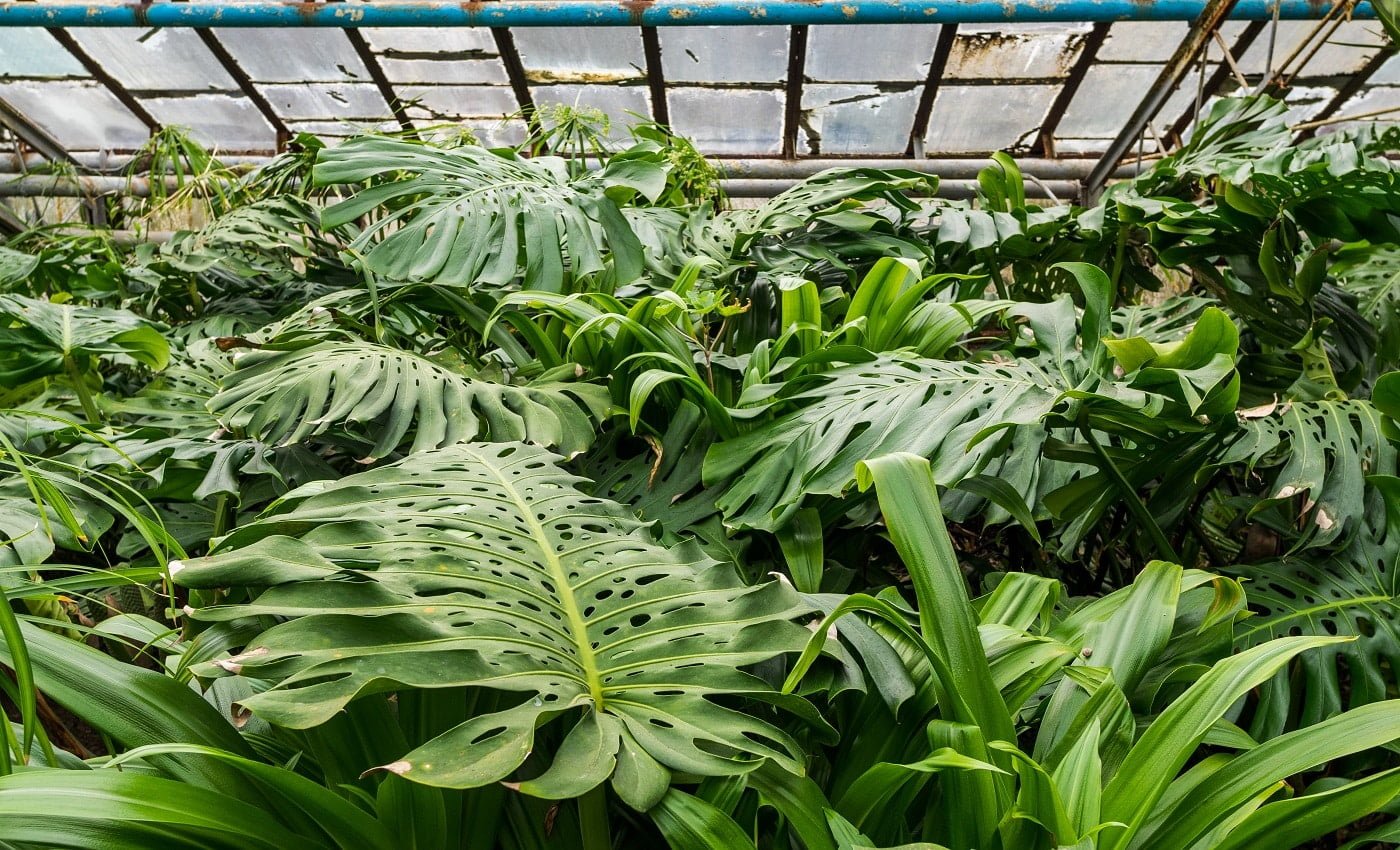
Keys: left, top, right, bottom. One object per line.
{"left": 208, "top": 340, "right": 598, "bottom": 459}
{"left": 173, "top": 443, "right": 813, "bottom": 805}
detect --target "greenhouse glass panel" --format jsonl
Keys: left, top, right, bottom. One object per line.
{"left": 0, "top": 28, "right": 85, "bottom": 77}
{"left": 69, "top": 29, "right": 235, "bottom": 92}
{"left": 260, "top": 83, "right": 388, "bottom": 120}
{"left": 513, "top": 27, "right": 645, "bottom": 82}
{"left": 532, "top": 84, "right": 650, "bottom": 141}
{"left": 212, "top": 29, "right": 367, "bottom": 82}
{"left": 661, "top": 26, "right": 788, "bottom": 84}
{"left": 399, "top": 85, "right": 519, "bottom": 120}
{"left": 1324, "top": 85, "right": 1400, "bottom": 130}
{"left": 805, "top": 25, "right": 939, "bottom": 82}
{"left": 923, "top": 84, "right": 1058, "bottom": 153}
{"left": 1238, "top": 21, "right": 1386, "bottom": 76}
{"left": 376, "top": 58, "right": 508, "bottom": 85}
{"left": 284, "top": 119, "right": 402, "bottom": 139}
{"left": 140, "top": 95, "right": 277, "bottom": 151}
{"left": 800, "top": 85, "right": 919, "bottom": 154}
{"left": 1098, "top": 22, "right": 1189, "bottom": 63}
{"left": 945, "top": 24, "right": 1093, "bottom": 80}
{"left": 668, "top": 88, "right": 783, "bottom": 154}
{"left": 361, "top": 28, "right": 496, "bottom": 55}
{"left": 0, "top": 80, "right": 148, "bottom": 149}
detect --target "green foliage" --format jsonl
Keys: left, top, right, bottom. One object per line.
{"left": 0, "top": 95, "right": 1397, "bottom": 849}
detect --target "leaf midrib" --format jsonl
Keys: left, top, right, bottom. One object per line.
{"left": 473, "top": 448, "right": 607, "bottom": 707}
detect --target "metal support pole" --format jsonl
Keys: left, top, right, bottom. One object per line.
{"left": 1082, "top": 0, "right": 1240, "bottom": 201}
{"left": 1037, "top": 22, "right": 1110, "bottom": 157}
{"left": 0, "top": 172, "right": 1090, "bottom": 200}
{"left": 344, "top": 29, "right": 417, "bottom": 136}
{"left": 781, "top": 25, "right": 809, "bottom": 158}
{"left": 641, "top": 26, "right": 670, "bottom": 126}
{"left": 0, "top": 1, "right": 1369, "bottom": 27}
{"left": 195, "top": 30, "right": 292, "bottom": 151}
{"left": 907, "top": 24, "right": 958, "bottom": 157}
{"left": 1167, "top": 20, "right": 1264, "bottom": 143}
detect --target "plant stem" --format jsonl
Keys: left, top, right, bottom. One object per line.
{"left": 211, "top": 494, "right": 233, "bottom": 539}
{"left": 577, "top": 785, "right": 611, "bottom": 850}
{"left": 63, "top": 357, "right": 102, "bottom": 425}
{"left": 1077, "top": 412, "right": 1180, "bottom": 564}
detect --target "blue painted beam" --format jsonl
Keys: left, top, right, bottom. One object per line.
{"left": 0, "top": 0, "right": 1373, "bottom": 27}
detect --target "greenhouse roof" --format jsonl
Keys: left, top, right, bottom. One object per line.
{"left": 0, "top": 0, "right": 1390, "bottom": 201}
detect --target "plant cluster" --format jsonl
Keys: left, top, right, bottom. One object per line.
{"left": 0, "top": 96, "right": 1397, "bottom": 849}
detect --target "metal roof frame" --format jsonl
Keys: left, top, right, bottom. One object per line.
{"left": 0, "top": 0, "right": 1386, "bottom": 205}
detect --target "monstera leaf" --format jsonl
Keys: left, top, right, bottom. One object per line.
{"left": 208, "top": 340, "right": 602, "bottom": 459}
{"left": 704, "top": 351, "right": 1069, "bottom": 532}
{"left": 313, "top": 137, "right": 668, "bottom": 290}
{"left": 173, "top": 443, "right": 812, "bottom": 808}
{"left": 1219, "top": 398, "right": 1396, "bottom": 548}
{"left": 0, "top": 295, "right": 169, "bottom": 386}
{"left": 1232, "top": 476, "right": 1400, "bottom": 737}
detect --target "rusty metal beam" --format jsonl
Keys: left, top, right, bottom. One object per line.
{"left": 782, "top": 25, "right": 809, "bottom": 158}
{"left": 641, "top": 26, "right": 670, "bottom": 126}
{"left": 1082, "top": 0, "right": 1239, "bottom": 200}
{"left": 907, "top": 24, "right": 958, "bottom": 157}
{"left": 0, "top": 96, "right": 77, "bottom": 166}
{"left": 1167, "top": 20, "right": 1265, "bottom": 143}
{"left": 492, "top": 27, "right": 537, "bottom": 133}
{"left": 195, "top": 29, "right": 291, "bottom": 151}
{"left": 1036, "top": 22, "right": 1110, "bottom": 157}
{"left": 46, "top": 28, "right": 160, "bottom": 133}
{"left": 344, "top": 29, "right": 416, "bottom": 135}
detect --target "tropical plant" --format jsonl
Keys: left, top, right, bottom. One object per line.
{"left": 0, "top": 92, "right": 1396, "bottom": 849}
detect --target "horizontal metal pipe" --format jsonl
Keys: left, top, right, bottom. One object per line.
{"left": 0, "top": 173, "right": 1079, "bottom": 200}
{"left": 719, "top": 158, "right": 1132, "bottom": 180}
{"left": 0, "top": 153, "right": 1126, "bottom": 181}
{"left": 721, "top": 178, "right": 1081, "bottom": 199}
{"left": 0, "top": 0, "right": 1370, "bottom": 27}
